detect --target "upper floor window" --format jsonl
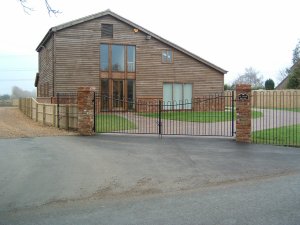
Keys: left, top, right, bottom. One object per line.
{"left": 127, "top": 46, "right": 136, "bottom": 72}
{"left": 112, "top": 45, "right": 125, "bottom": 72}
{"left": 100, "top": 44, "right": 109, "bottom": 71}
{"left": 162, "top": 49, "right": 173, "bottom": 63}
{"left": 100, "top": 44, "right": 135, "bottom": 73}
{"left": 101, "top": 24, "right": 113, "bottom": 38}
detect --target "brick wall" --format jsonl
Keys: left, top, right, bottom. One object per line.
{"left": 236, "top": 84, "right": 251, "bottom": 143}
{"left": 77, "top": 87, "right": 95, "bottom": 135}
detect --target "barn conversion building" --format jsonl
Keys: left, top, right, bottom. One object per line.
{"left": 35, "top": 9, "right": 226, "bottom": 111}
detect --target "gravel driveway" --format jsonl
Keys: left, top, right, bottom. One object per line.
{"left": 0, "top": 107, "right": 76, "bottom": 138}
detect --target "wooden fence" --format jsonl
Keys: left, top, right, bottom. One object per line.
{"left": 19, "top": 98, "right": 78, "bottom": 130}
{"left": 225, "top": 90, "right": 300, "bottom": 108}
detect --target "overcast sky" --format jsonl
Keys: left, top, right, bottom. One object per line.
{"left": 0, "top": 0, "right": 300, "bottom": 95}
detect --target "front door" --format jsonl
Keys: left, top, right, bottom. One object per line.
{"left": 113, "top": 80, "right": 124, "bottom": 110}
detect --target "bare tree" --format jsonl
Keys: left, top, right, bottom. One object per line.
{"left": 18, "top": 0, "right": 60, "bottom": 15}
{"left": 233, "top": 67, "right": 264, "bottom": 89}
{"left": 11, "top": 86, "right": 36, "bottom": 98}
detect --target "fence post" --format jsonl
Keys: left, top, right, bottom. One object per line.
{"left": 53, "top": 105, "right": 56, "bottom": 127}
{"left": 36, "top": 103, "right": 38, "bottom": 122}
{"left": 236, "top": 84, "right": 251, "bottom": 143}
{"left": 93, "top": 92, "right": 96, "bottom": 132}
{"left": 30, "top": 98, "right": 33, "bottom": 119}
{"left": 66, "top": 105, "right": 69, "bottom": 130}
{"left": 57, "top": 93, "right": 60, "bottom": 128}
{"left": 158, "top": 100, "right": 162, "bottom": 135}
{"left": 43, "top": 104, "right": 46, "bottom": 125}
{"left": 25, "top": 99, "right": 28, "bottom": 116}
{"left": 231, "top": 90, "right": 235, "bottom": 137}
{"left": 77, "top": 86, "right": 96, "bottom": 135}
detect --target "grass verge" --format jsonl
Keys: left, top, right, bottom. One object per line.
{"left": 252, "top": 124, "right": 300, "bottom": 147}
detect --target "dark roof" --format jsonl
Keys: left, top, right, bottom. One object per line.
{"left": 36, "top": 9, "right": 227, "bottom": 74}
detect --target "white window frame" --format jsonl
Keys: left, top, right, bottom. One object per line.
{"left": 162, "top": 49, "right": 173, "bottom": 63}
{"left": 163, "top": 83, "right": 192, "bottom": 110}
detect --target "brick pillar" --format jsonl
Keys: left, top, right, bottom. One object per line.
{"left": 77, "top": 86, "right": 96, "bottom": 136}
{"left": 236, "top": 84, "right": 251, "bottom": 143}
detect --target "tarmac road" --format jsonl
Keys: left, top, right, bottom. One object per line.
{"left": 1, "top": 172, "right": 300, "bottom": 225}
{"left": 0, "top": 135, "right": 300, "bottom": 224}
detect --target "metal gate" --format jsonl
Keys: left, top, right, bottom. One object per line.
{"left": 93, "top": 91, "right": 235, "bottom": 137}
{"left": 251, "top": 90, "right": 300, "bottom": 147}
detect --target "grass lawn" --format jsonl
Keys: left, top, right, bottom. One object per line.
{"left": 252, "top": 124, "right": 300, "bottom": 147}
{"left": 95, "top": 114, "right": 136, "bottom": 132}
{"left": 141, "top": 110, "right": 262, "bottom": 123}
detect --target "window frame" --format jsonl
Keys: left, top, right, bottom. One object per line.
{"left": 127, "top": 45, "right": 136, "bottom": 72}
{"left": 162, "top": 49, "right": 173, "bottom": 64}
{"left": 101, "top": 24, "right": 113, "bottom": 38}
{"left": 100, "top": 44, "right": 136, "bottom": 73}
{"left": 111, "top": 44, "right": 125, "bottom": 72}
{"left": 100, "top": 44, "right": 109, "bottom": 71}
{"left": 163, "top": 82, "right": 193, "bottom": 110}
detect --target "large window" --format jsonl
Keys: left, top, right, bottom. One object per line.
{"left": 163, "top": 83, "right": 192, "bottom": 109}
{"left": 100, "top": 44, "right": 109, "bottom": 71}
{"left": 127, "top": 46, "right": 136, "bottom": 72}
{"left": 112, "top": 45, "right": 125, "bottom": 72}
{"left": 100, "top": 44, "right": 135, "bottom": 73}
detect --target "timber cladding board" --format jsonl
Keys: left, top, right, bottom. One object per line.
{"left": 136, "top": 44, "right": 224, "bottom": 97}
{"left": 37, "top": 12, "right": 225, "bottom": 98}
{"left": 39, "top": 37, "right": 54, "bottom": 97}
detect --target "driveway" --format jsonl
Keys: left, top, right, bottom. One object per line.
{"left": 120, "top": 112, "right": 234, "bottom": 136}
{"left": 252, "top": 108, "right": 300, "bottom": 131}
{"left": 1, "top": 134, "right": 300, "bottom": 216}
{"left": 116, "top": 108, "right": 300, "bottom": 136}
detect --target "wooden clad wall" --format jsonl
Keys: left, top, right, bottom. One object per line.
{"left": 43, "top": 15, "right": 224, "bottom": 97}
{"left": 55, "top": 23, "right": 100, "bottom": 93}
{"left": 136, "top": 38, "right": 224, "bottom": 97}
{"left": 38, "top": 37, "right": 54, "bottom": 97}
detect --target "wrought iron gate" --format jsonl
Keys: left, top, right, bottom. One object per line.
{"left": 93, "top": 91, "right": 235, "bottom": 137}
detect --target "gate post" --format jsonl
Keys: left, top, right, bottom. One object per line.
{"left": 236, "top": 84, "right": 251, "bottom": 143}
{"left": 77, "top": 86, "right": 96, "bottom": 136}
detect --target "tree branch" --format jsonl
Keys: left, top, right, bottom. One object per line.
{"left": 44, "top": 0, "right": 60, "bottom": 16}
{"left": 18, "top": 0, "right": 61, "bottom": 16}
{"left": 19, "top": 0, "right": 34, "bottom": 14}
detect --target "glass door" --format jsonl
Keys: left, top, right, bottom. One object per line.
{"left": 113, "top": 80, "right": 124, "bottom": 110}
{"left": 101, "top": 79, "right": 109, "bottom": 111}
